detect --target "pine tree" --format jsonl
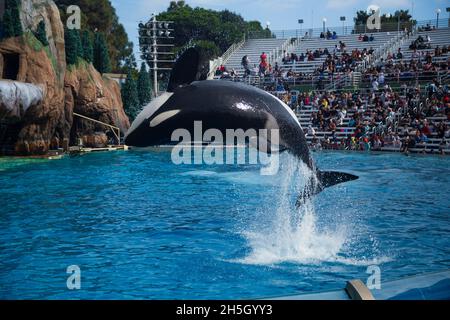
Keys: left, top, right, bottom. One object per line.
{"left": 121, "top": 70, "right": 140, "bottom": 121}
{"left": 93, "top": 33, "right": 111, "bottom": 74}
{"left": 64, "top": 28, "right": 78, "bottom": 65}
{"left": 137, "top": 62, "right": 152, "bottom": 106}
{"left": 8, "top": 0, "right": 23, "bottom": 37}
{"left": 34, "top": 20, "right": 49, "bottom": 46}
{"left": 74, "top": 29, "right": 83, "bottom": 59}
{"left": 0, "top": 16, "right": 4, "bottom": 41}
{"left": 2, "top": 9, "right": 15, "bottom": 39}
{"left": 124, "top": 53, "right": 137, "bottom": 71}
{"left": 81, "top": 30, "right": 94, "bottom": 63}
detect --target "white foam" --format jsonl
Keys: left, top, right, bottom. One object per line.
{"left": 233, "top": 154, "right": 389, "bottom": 267}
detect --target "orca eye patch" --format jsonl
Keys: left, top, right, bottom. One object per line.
{"left": 149, "top": 110, "right": 181, "bottom": 128}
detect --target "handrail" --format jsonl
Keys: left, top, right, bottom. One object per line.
{"left": 208, "top": 37, "right": 246, "bottom": 79}
{"left": 73, "top": 112, "right": 121, "bottom": 145}
{"left": 222, "top": 38, "right": 245, "bottom": 65}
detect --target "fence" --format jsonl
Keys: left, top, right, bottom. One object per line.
{"left": 247, "top": 19, "right": 450, "bottom": 40}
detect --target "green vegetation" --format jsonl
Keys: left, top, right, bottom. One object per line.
{"left": 93, "top": 32, "right": 111, "bottom": 74}
{"left": 81, "top": 30, "right": 93, "bottom": 63}
{"left": 34, "top": 20, "right": 49, "bottom": 46}
{"left": 55, "top": 0, "right": 133, "bottom": 73}
{"left": 23, "top": 31, "right": 58, "bottom": 76}
{"left": 353, "top": 9, "right": 415, "bottom": 33}
{"left": 156, "top": 1, "right": 270, "bottom": 57}
{"left": 64, "top": 28, "right": 81, "bottom": 65}
{"left": 1, "top": 0, "right": 24, "bottom": 39}
{"left": 121, "top": 70, "right": 140, "bottom": 121}
{"left": 137, "top": 63, "right": 152, "bottom": 107}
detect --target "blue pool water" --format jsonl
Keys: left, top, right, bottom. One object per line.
{"left": 0, "top": 151, "right": 449, "bottom": 299}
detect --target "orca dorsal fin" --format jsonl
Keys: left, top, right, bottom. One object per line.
{"left": 167, "top": 47, "right": 209, "bottom": 92}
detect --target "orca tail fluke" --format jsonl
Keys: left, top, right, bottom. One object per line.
{"left": 317, "top": 171, "right": 359, "bottom": 190}
{"left": 296, "top": 171, "right": 358, "bottom": 207}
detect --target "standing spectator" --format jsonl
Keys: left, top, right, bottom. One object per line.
{"left": 241, "top": 55, "right": 251, "bottom": 78}
{"left": 259, "top": 52, "right": 268, "bottom": 76}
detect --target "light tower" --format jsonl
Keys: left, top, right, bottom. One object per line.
{"left": 139, "top": 14, "right": 175, "bottom": 97}
{"left": 436, "top": 9, "right": 441, "bottom": 28}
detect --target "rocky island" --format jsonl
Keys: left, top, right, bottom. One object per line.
{"left": 0, "top": 0, "right": 130, "bottom": 156}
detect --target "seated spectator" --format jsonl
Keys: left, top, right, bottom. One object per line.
{"left": 363, "top": 34, "right": 369, "bottom": 42}
{"left": 396, "top": 48, "right": 403, "bottom": 60}
{"left": 369, "top": 34, "right": 375, "bottom": 42}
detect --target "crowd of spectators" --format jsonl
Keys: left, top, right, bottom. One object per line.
{"left": 363, "top": 42, "right": 449, "bottom": 88}
{"left": 295, "top": 80, "right": 449, "bottom": 153}
{"left": 320, "top": 29, "right": 339, "bottom": 40}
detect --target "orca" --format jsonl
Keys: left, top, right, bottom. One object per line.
{"left": 125, "top": 48, "right": 358, "bottom": 199}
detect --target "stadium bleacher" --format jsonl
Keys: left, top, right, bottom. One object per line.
{"left": 224, "top": 38, "right": 289, "bottom": 75}
{"left": 218, "top": 24, "right": 449, "bottom": 155}
{"left": 279, "top": 32, "right": 399, "bottom": 74}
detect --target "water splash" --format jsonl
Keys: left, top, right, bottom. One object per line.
{"left": 236, "top": 154, "right": 388, "bottom": 266}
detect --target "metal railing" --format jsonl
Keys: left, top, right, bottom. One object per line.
{"left": 247, "top": 19, "right": 450, "bottom": 40}
{"left": 73, "top": 113, "right": 121, "bottom": 145}
{"left": 208, "top": 37, "right": 246, "bottom": 79}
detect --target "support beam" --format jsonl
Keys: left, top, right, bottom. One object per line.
{"left": 73, "top": 112, "right": 121, "bottom": 145}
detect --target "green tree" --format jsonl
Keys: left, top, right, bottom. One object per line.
{"left": 7, "top": 0, "right": 23, "bottom": 37}
{"left": 81, "top": 30, "right": 94, "bottom": 63}
{"left": 354, "top": 9, "right": 414, "bottom": 32}
{"left": 34, "top": 20, "right": 49, "bottom": 46}
{"left": 156, "top": 4, "right": 269, "bottom": 55}
{"left": 121, "top": 70, "right": 140, "bottom": 121}
{"left": 1, "top": 9, "right": 15, "bottom": 38}
{"left": 64, "top": 28, "right": 79, "bottom": 65}
{"left": 56, "top": 0, "right": 132, "bottom": 72}
{"left": 93, "top": 32, "right": 111, "bottom": 74}
{"left": 2, "top": 0, "right": 23, "bottom": 39}
{"left": 137, "top": 63, "right": 152, "bottom": 106}
{"left": 74, "top": 29, "right": 83, "bottom": 59}
{"left": 354, "top": 10, "right": 370, "bottom": 26}
{"left": 124, "top": 53, "right": 137, "bottom": 71}
{"left": 0, "top": 18, "right": 4, "bottom": 41}
{"left": 192, "top": 40, "right": 220, "bottom": 61}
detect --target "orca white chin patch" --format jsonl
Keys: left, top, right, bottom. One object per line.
{"left": 150, "top": 110, "right": 181, "bottom": 127}
{"left": 125, "top": 92, "right": 174, "bottom": 137}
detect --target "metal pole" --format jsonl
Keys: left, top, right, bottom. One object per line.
{"left": 152, "top": 16, "right": 158, "bottom": 97}
{"left": 437, "top": 12, "right": 440, "bottom": 28}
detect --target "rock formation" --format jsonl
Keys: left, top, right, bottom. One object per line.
{"left": 0, "top": 0, "right": 130, "bottom": 155}
{"left": 0, "top": 80, "right": 44, "bottom": 118}
{"left": 65, "top": 61, "right": 130, "bottom": 147}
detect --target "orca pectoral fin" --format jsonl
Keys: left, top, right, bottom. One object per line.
{"left": 317, "top": 171, "right": 359, "bottom": 189}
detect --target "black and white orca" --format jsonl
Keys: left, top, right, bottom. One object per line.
{"left": 125, "top": 48, "right": 358, "bottom": 198}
